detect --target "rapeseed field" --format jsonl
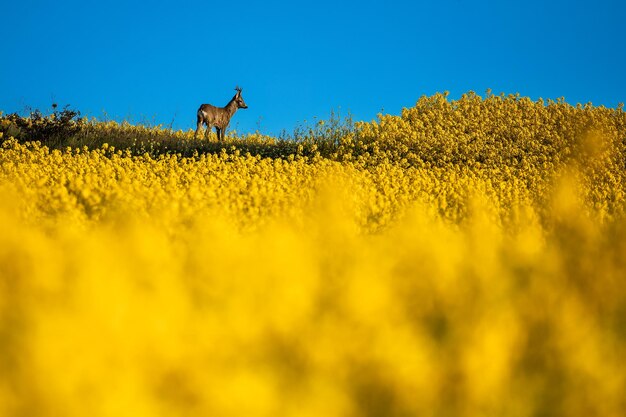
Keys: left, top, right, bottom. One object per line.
{"left": 1, "top": 92, "right": 625, "bottom": 417}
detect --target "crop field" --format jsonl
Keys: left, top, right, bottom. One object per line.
{"left": 1, "top": 92, "right": 626, "bottom": 417}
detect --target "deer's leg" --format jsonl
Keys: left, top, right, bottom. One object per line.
{"left": 215, "top": 127, "right": 222, "bottom": 142}
{"left": 195, "top": 116, "right": 203, "bottom": 139}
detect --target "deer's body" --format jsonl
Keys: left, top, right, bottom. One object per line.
{"left": 195, "top": 87, "right": 248, "bottom": 141}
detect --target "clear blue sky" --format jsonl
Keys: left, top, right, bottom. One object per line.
{"left": 1, "top": 0, "right": 625, "bottom": 136}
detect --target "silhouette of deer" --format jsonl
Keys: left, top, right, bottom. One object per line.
{"left": 195, "top": 86, "right": 248, "bottom": 141}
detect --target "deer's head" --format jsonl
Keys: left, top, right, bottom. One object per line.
{"left": 234, "top": 86, "right": 248, "bottom": 109}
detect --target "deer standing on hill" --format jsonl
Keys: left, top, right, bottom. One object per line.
{"left": 195, "top": 86, "right": 248, "bottom": 141}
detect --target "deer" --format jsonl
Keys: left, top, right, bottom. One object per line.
{"left": 195, "top": 86, "right": 248, "bottom": 141}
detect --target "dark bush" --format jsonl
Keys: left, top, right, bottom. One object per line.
{"left": 1, "top": 104, "right": 84, "bottom": 147}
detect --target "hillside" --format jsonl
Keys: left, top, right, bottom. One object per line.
{"left": 1, "top": 93, "right": 626, "bottom": 417}
{"left": 2, "top": 92, "right": 625, "bottom": 227}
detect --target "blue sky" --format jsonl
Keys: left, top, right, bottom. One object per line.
{"left": 1, "top": 0, "right": 625, "bottom": 136}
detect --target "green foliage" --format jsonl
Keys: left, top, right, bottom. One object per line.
{"left": 1, "top": 104, "right": 84, "bottom": 147}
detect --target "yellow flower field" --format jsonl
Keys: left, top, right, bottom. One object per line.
{"left": 1, "top": 93, "right": 625, "bottom": 416}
